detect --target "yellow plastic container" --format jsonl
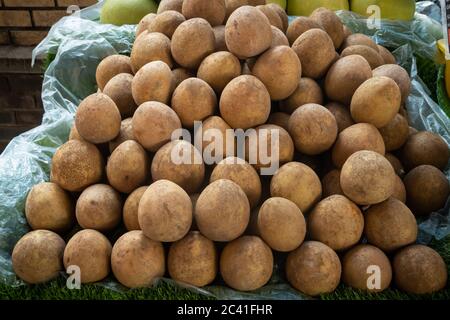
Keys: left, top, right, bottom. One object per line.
{"left": 437, "top": 39, "right": 450, "bottom": 98}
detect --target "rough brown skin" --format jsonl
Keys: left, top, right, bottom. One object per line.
{"left": 401, "top": 131, "right": 450, "bottom": 171}
{"left": 106, "top": 141, "right": 149, "bottom": 194}
{"left": 50, "top": 140, "right": 104, "bottom": 192}
{"left": 172, "top": 78, "right": 217, "bottom": 128}
{"left": 182, "top": 0, "right": 226, "bottom": 27}
{"left": 111, "top": 230, "right": 165, "bottom": 288}
{"left": 393, "top": 245, "right": 448, "bottom": 294}
{"left": 147, "top": 10, "right": 185, "bottom": 38}
{"left": 219, "top": 75, "right": 271, "bottom": 129}
{"left": 270, "top": 162, "right": 322, "bottom": 213}
{"left": 171, "top": 68, "right": 193, "bottom": 91}
{"left": 267, "top": 3, "right": 288, "bottom": 32}
{"left": 325, "top": 55, "right": 372, "bottom": 105}
{"left": 151, "top": 140, "right": 205, "bottom": 194}
{"left": 76, "top": 184, "right": 122, "bottom": 232}
{"left": 257, "top": 197, "right": 306, "bottom": 252}
{"left": 321, "top": 169, "right": 344, "bottom": 197}
{"left": 168, "top": 231, "right": 218, "bottom": 287}
{"left": 171, "top": 18, "right": 216, "bottom": 69}
{"left": 392, "top": 174, "right": 407, "bottom": 203}
{"left": 350, "top": 76, "right": 401, "bottom": 128}
{"left": 130, "top": 32, "right": 173, "bottom": 73}
{"left": 196, "top": 116, "right": 234, "bottom": 159}
{"left": 308, "top": 195, "right": 364, "bottom": 251}
{"left": 63, "top": 229, "right": 112, "bottom": 284}
{"left": 138, "top": 180, "right": 192, "bottom": 242}
{"left": 292, "top": 28, "right": 336, "bottom": 79}
{"left": 280, "top": 78, "right": 323, "bottom": 114}
{"left": 325, "top": 102, "right": 355, "bottom": 133}
{"left": 196, "top": 179, "right": 250, "bottom": 242}
{"left": 12, "top": 230, "right": 65, "bottom": 284}
{"left": 404, "top": 165, "right": 450, "bottom": 216}
{"left": 248, "top": 0, "right": 266, "bottom": 4}
{"left": 252, "top": 46, "right": 301, "bottom": 101}
{"left": 198, "top": 51, "right": 241, "bottom": 94}
{"left": 132, "top": 101, "right": 181, "bottom": 152}
{"left": 123, "top": 186, "right": 147, "bottom": 231}
{"left": 136, "top": 13, "right": 157, "bottom": 36}
{"left": 364, "top": 197, "right": 417, "bottom": 251}
{"left": 213, "top": 25, "right": 227, "bottom": 51}
{"left": 75, "top": 93, "right": 121, "bottom": 144}
{"left": 286, "top": 17, "right": 322, "bottom": 45}
{"left": 109, "top": 118, "right": 135, "bottom": 153}
{"left": 210, "top": 157, "right": 262, "bottom": 208}
{"left": 267, "top": 112, "right": 290, "bottom": 131}
{"left": 377, "top": 45, "right": 396, "bottom": 64}
{"left": 225, "top": 6, "right": 272, "bottom": 59}
{"left": 342, "top": 33, "right": 379, "bottom": 52}
{"left": 96, "top": 55, "right": 132, "bottom": 91}
{"left": 379, "top": 114, "right": 409, "bottom": 152}
{"left": 102, "top": 73, "right": 137, "bottom": 118}
{"left": 385, "top": 153, "right": 405, "bottom": 177}
{"left": 25, "top": 182, "right": 74, "bottom": 233}
{"left": 220, "top": 236, "right": 273, "bottom": 291}
{"left": 245, "top": 124, "right": 294, "bottom": 172}
{"left": 341, "top": 45, "right": 384, "bottom": 69}
{"left": 132, "top": 60, "right": 173, "bottom": 105}
{"left": 341, "top": 150, "right": 395, "bottom": 205}
{"left": 310, "top": 7, "right": 344, "bottom": 49}
{"left": 257, "top": 5, "right": 283, "bottom": 30}
{"left": 342, "top": 244, "right": 392, "bottom": 292}
{"left": 270, "top": 26, "right": 289, "bottom": 48}
{"left": 288, "top": 103, "right": 338, "bottom": 155}
{"left": 373, "top": 64, "right": 411, "bottom": 104}
{"left": 158, "top": 0, "right": 183, "bottom": 14}
{"left": 286, "top": 241, "right": 341, "bottom": 296}
{"left": 332, "top": 123, "right": 385, "bottom": 168}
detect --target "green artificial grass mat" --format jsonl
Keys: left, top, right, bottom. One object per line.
{"left": 1, "top": 236, "right": 449, "bottom": 300}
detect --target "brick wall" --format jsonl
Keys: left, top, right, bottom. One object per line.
{"left": 0, "top": 1, "right": 98, "bottom": 152}
{"left": 0, "top": 0, "right": 98, "bottom": 46}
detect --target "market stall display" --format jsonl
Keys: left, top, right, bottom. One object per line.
{"left": 0, "top": 0, "right": 449, "bottom": 300}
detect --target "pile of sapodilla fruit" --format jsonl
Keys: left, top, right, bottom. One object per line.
{"left": 12, "top": 0, "right": 450, "bottom": 296}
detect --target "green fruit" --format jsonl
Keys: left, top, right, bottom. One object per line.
{"left": 267, "top": 0, "right": 287, "bottom": 10}
{"left": 100, "top": 0, "right": 158, "bottom": 26}
{"left": 350, "top": 0, "right": 416, "bottom": 21}
{"left": 287, "top": 0, "right": 349, "bottom": 16}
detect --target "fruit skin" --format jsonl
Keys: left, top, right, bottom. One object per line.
{"left": 101, "top": 0, "right": 158, "bottom": 26}
{"left": 287, "top": 0, "right": 349, "bottom": 16}
{"left": 267, "top": 0, "right": 287, "bottom": 10}
{"left": 350, "top": 0, "right": 416, "bottom": 21}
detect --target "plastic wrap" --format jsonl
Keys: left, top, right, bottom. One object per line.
{"left": 0, "top": 4, "right": 449, "bottom": 299}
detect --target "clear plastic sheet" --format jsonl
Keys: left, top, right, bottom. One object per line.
{"left": 0, "top": 4, "right": 449, "bottom": 299}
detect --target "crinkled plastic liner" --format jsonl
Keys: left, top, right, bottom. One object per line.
{"left": 0, "top": 3, "right": 448, "bottom": 299}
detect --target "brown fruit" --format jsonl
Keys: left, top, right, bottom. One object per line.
{"left": 12, "top": 230, "right": 65, "bottom": 284}
{"left": 132, "top": 61, "right": 173, "bottom": 105}
{"left": 379, "top": 113, "right": 409, "bottom": 151}
{"left": 197, "top": 51, "right": 241, "bottom": 93}
{"left": 130, "top": 32, "right": 173, "bottom": 73}
{"left": 50, "top": 140, "right": 104, "bottom": 192}
{"left": 288, "top": 103, "right": 338, "bottom": 155}
{"left": 270, "top": 162, "right": 322, "bottom": 212}
{"left": 220, "top": 236, "right": 273, "bottom": 291}
{"left": 195, "top": 179, "right": 250, "bottom": 241}
{"left": 102, "top": 73, "right": 137, "bottom": 118}
{"left": 364, "top": 197, "right": 417, "bottom": 251}
{"left": 138, "top": 180, "right": 192, "bottom": 242}
{"left": 96, "top": 55, "right": 132, "bottom": 91}
{"left": 340, "top": 150, "right": 395, "bottom": 205}
{"left": 123, "top": 186, "right": 147, "bottom": 231}
{"left": 280, "top": 78, "right": 323, "bottom": 114}
{"left": 286, "top": 17, "right": 322, "bottom": 45}
{"left": 308, "top": 195, "right": 364, "bottom": 251}
{"left": 393, "top": 245, "right": 448, "bottom": 294}
{"left": 404, "top": 165, "right": 450, "bottom": 215}
{"left": 182, "top": 0, "right": 226, "bottom": 26}
{"left": 168, "top": 231, "right": 218, "bottom": 287}
{"left": 286, "top": 241, "right": 341, "bottom": 296}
